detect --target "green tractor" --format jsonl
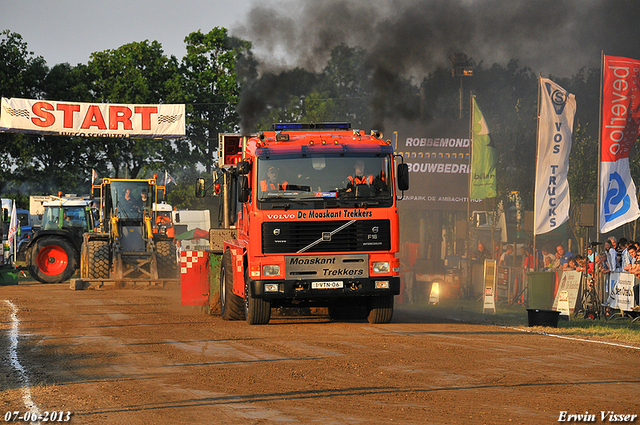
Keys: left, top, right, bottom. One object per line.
{"left": 25, "top": 196, "right": 94, "bottom": 283}
{"left": 80, "top": 177, "right": 177, "bottom": 284}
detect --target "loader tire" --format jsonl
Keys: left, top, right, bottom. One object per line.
{"left": 27, "top": 236, "right": 77, "bottom": 283}
{"left": 87, "top": 240, "right": 110, "bottom": 279}
{"left": 220, "top": 249, "right": 244, "bottom": 321}
{"left": 156, "top": 240, "right": 177, "bottom": 278}
{"left": 244, "top": 268, "right": 271, "bottom": 325}
{"left": 367, "top": 295, "right": 394, "bottom": 324}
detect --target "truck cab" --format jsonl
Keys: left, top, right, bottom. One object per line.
{"left": 204, "top": 123, "right": 409, "bottom": 324}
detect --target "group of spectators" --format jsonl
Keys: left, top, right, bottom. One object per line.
{"left": 472, "top": 238, "right": 640, "bottom": 275}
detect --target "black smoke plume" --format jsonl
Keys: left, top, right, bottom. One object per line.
{"left": 234, "top": 0, "right": 640, "bottom": 133}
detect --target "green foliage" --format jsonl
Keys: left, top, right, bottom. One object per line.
{"left": 181, "top": 28, "right": 249, "bottom": 172}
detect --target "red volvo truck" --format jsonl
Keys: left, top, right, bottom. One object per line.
{"left": 198, "top": 122, "right": 408, "bottom": 324}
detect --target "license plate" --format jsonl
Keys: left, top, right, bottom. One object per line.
{"left": 311, "top": 281, "right": 344, "bottom": 289}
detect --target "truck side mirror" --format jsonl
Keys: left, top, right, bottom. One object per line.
{"left": 237, "top": 160, "right": 251, "bottom": 175}
{"left": 195, "top": 178, "right": 206, "bottom": 198}
{"left": 397, "top": 163, "right": 409, "bottom": 191}
{"left": 238, "top": 176, "right": 250, "bottom": 203}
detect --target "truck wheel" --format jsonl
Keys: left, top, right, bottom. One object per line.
{"left": 156, "top": 240, "right": 177, "bottom": 278}
{"left": 367, "top": 295, "right": 394, "bottom": 324}
{"left": 28, "top": 237, "right": 77, "bottom": 283}
{"left": 87, "top": 240, "right": 110, "bottom": 279}
{"left": 220, "top": 249, "right": 244, "bottom": 321}
{"left": 244, "top": 268, "right": 271, "bottom": 325}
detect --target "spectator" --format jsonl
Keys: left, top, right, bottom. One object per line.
{"left": 563, "top": 256, "right": 577, "bottom": 270}
{"left": 556, "top": 244, "right": 572, "bottom": 268}
{"left": 522, "top": 246, "right": 535, "bottom": 270}
{"left": 471, "top": 241, "right": 489, "bottom": 264}
{"left": 542, "top": 255, "right": 553, "bottom": 271}
{"left": 499, "top": 245, "right": 514, "bottom": 266}
{"left": 595, "top": 253, "right": 610, "bottom": 275}
{"left": 621, "top": 241, "right": 636, "bottom": 270}
{"left": 605, "top": 240, "right": 619, "bottom": 272}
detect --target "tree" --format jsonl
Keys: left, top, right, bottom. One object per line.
{"left": 0, "top": 30, "right": 48, "bottom": 193}
{"left": 181, "top": 28, "right": 250, "bottom": 172}
{"left": 84, "top": 40, "right": 183, "bottom": 178}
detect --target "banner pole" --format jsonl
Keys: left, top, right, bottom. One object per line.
{"left": 467, "top": 93, "right": 474, "bottom": 298}
{"left": 596, "top": 51, "right": 604, "bottom": 248}
{"left": 533, "top": 73, "right": 542, "bottom": 269}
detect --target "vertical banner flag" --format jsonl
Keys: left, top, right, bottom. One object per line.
{"left": 470, "top": 97, "right": 497, "bottom": 199}
{"left": 600, "top": 55, "right": 640, "bottom": 234}
{"left": 7, "top": 199, "right": 18, "bottom": 257}
{"left": 534, "top": 77, "right": 576, "bottom": 235}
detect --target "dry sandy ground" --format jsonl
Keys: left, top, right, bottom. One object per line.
{"left": 1, "top": 281, "right": 639, "bottom": 424}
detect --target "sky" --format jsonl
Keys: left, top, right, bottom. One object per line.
{"left": 3, "top": 0, "right": 640, "bottom": 79}
{"left": 0, "top": 0, "right": 256, "bottom": 66}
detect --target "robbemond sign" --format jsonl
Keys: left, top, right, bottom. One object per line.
{"left": 394, "top": 123, "right": 481, "bottom": 211}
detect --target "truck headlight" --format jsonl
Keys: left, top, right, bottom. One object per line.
{"left": 372, "top": 262, "right": 390, "bottom": 273}
{"left": 262, "top": 265, "right": 280, "bottom": 277}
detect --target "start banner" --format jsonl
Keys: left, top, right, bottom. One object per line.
{"left": 0, "top": 97, "right": 185, "bottom": 138}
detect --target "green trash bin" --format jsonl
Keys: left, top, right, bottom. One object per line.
{"left": 527, "top": 271, "right": 556, "bottom": 310}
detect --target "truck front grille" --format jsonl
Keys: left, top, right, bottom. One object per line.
{"left": 262, "top": 219, "right": 390, "bottom": 254}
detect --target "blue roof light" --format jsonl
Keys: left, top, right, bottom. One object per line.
{"left": 272, "top": 122, "right": 351, "bottom": 131}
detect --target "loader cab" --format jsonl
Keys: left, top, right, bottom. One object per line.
{"left": 108, "top": 180, "right": 155, "bottom": 223}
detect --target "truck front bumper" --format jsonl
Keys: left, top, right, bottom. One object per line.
{"left": 250, "top": 276, "right": 400, "bottom": 300}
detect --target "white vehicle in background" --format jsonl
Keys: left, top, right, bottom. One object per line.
{"left": 172, "top": 209, "right": 210, "bottom": 250}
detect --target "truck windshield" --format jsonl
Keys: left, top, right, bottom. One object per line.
{"left": 111, "top": 182, "right": 152, "bottom": 220}
{"left": 257, "top": 155, "right": 393, "bottom": 205}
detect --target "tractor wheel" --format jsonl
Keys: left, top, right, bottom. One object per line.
{"left": 244, "top": 268, "right": 271, "bottom": 325}
{"left": 156, "top": 240, "right": 177, "bottom": 278}
{"left": 367, "top": 295, "right": 394, "bottom": 324}
{"left": 220, "top": 249, "right": 244, "bottom": 321}
{"left": 87, "top": 240, "right": 110, "bottom": 279}
{"left": 27, "top": 237, "right": 77, "bottom": 283}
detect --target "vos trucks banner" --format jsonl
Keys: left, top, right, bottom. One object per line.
{"left": 0, "top": 97, "right": 185, "bottom": 138}
{"left": 534, "top": 77, "right": 576, "bottom": 235}
{"left": 599, "top": 56, "right": 640, "bottom": 234}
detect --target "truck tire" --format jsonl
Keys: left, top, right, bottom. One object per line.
{"left": 244, "top": 268, "right": 271, "bottom": 325}
{"left": 156, "top": 240, "right": 177, "bottom": 278}
{"left": 87, "top": 240, "right": 110, "bottom": 279}
{"left": 28, "top": 237, "right": 77, "bottom": 283}
{"left": 220, "top": 249, "right": 244, "bottom": 321}
{"left": 367, "top": 295, "right": 394, "bottom": 324}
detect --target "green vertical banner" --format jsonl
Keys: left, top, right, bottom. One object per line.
{"left": 471, "top": 97, "right": 497, "bottom": 199}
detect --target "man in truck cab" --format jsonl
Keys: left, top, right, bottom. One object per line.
{"left": 260, "top": 166, "right": 288, "bottom": 191}
{"left": 345, "top": 159, "right": 386, "bottom": 195}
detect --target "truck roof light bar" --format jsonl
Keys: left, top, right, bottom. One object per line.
{"left": 272, "top": 122, "right": 351, "bottom": 131}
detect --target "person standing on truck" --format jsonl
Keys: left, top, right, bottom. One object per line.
{"left": 260, "top": 167, "right": 288, "bottom": 191}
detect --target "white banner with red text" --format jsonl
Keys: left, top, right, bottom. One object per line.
{"left": 0, "top": 97, "right": 185, "bottom": 138}
{"left": 599, "top": 55, "right": 640, "bottom": 234}
{"left": 534, "top": 77, "right": 576, "bottom": 235}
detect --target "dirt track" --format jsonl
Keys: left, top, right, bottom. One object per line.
{"left": 1, "top": 281, "right": 639, "bottom": 424}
